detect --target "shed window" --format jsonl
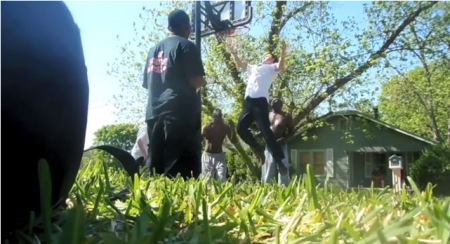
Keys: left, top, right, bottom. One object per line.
{"left": 297, "top": 149, "right": 334, "bottom": 177}
{"left": 365, "top": 153, "right": 373, "bottom": 178}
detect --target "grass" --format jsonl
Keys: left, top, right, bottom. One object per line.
{"left": 9, "top": 159, "right": 450, "bottom": 244}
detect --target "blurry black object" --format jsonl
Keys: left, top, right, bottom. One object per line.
{"left": 83, "top": 145, "right": 141, "bottom": 202}
{"left": 1, "top": 1, "right": 89, "bottom": 239}
{"left": 83, "top": 145, "right": 141, "bottom": 181}
{"left": 1, "top": 2, "right": 142, "bottom": 240}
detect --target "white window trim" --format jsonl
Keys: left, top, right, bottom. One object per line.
{"left": 298, "top": 150, "right": 327, "bottom": 177}
{"left": 365, "top": 152, "right": 373, "bottom": 178}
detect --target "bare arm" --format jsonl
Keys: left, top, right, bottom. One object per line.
{"left": 275, "top": 40, "right": 287, "bottom": 72}
{"left": 137, "top": 139, "right": 147, "bottom": 158}
{"left": 182, "top": 42, "right": 207, "bottom": 89}
{"left": 202, "top": 125, "right": 207, "bottom": 139}
{"left": 190, "top": 77, "right": 206, "bottom": 89}
{"left": 285, "top": 114, "right": 295, "bottom": 140}
{"left": 202, "top": 124, "right": 211, "bottom": 141}
{"left": 230, "top": 52, "right": 248, "bottom": 70}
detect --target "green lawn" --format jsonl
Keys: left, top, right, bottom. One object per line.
{"left": 12, "top": 161, "right": 450, "bottom": 244}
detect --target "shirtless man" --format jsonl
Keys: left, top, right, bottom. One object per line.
{"left": 202, "top": 109, "right": 235, "bottom": 183}
{"left": 261, "top": 99, "right": 294, "bottom": 186}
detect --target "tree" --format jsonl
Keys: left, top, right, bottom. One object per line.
{"left": 80, "top": 150, "right": 95, "bottom": 169}
{"left": 92, "top": 123, "right": 139, "bottom": 169}
{"left": 378, "top": 63, "right": 450, "bottom": 143}
{"left": 410, "top": 144, "right": 450, "bottom": 195}
{"left": 377, "top": 1, "right": 449, "bottom": 143}
{"left": 108, "top": 1, "right": 438, "bottom": 177}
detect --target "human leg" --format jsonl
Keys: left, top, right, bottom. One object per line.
{"left": 251, "top": 98, "right": 285, "bottom": 162}
{"left": 159, "top": 117, "right": 189, "bottom": 177}
{"left": 278, "top": 144, "right": 290, "bottom": 186}
{"left": 163, "top": 116, "right": 201, "bottom": 179}
{"left": 237, "top": 98, "right": 265, "bottom": 160}
{"left": 261, "top": 146, "right": 278, "bottom": 184}
{"left": 214, "top": 153, "right": 227, "bottom": 183}
{"left": 202, "top": 152, "right": 216, "bottom": 182}
{"left": 145, "top": 118, "right": 164, "bottom": 176}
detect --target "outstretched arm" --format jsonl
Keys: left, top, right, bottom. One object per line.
{"left": 230, "top": 51, "right": 248, "bottom": 70}
{"left": 275, "top": 40, "right": 287, "bottom": 72}
{"left": 285, "top": 115, "right": 295, "bottom": 140}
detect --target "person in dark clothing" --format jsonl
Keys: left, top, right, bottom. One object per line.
{"left": 143, "top": 9, "right": 206, "bottom": 179}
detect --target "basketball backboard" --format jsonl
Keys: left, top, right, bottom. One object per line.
{"left": 190, "top": 1, "right": 252, "bottom": 39}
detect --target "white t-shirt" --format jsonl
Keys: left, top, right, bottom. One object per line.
{"left": 244, "top": 63, "right": 279, "bottom": 102}
{"left": 131, "top": 127, "right": 149, "bottom": 160}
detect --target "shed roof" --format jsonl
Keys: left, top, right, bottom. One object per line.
{"left": 293, "top": 110, "right": 437, "bottom": 145}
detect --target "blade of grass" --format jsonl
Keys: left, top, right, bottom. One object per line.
{"left": 38, "top": 159, "right": 53, "bottom": 244}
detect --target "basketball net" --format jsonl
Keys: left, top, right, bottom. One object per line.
{"left": 216, "top": 26, "right": 250, "bottom": 52}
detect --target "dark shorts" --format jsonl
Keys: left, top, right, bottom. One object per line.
{"left": 146, "top": 114, "right": 202, "bottom": 179}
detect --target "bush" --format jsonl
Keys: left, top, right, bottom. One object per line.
{"left": 226, "top": 151, "right": 258, "bottom": 183}
{"left": 410, "top": 144, "right": 450, "bottom": 195}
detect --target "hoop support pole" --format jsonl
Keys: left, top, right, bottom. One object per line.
{"left": 194, "top": 1, "right": 202, "bottom": 169}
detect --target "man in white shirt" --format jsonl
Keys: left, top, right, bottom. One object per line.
{"left": 229, "top": 41, "right": 288, "bottom": 175}
{"left": 131, "top": 126, "right": 149, "bottom": 167}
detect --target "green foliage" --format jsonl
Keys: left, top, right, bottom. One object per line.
{"left": 410, "top": 145, "right": 450, "bottom": 194}
{"left": 379, "top": 62, "right": 450, "bottom": 142}
{"left": 10, "top": 161, "right": 450, "bottom": 243}
{"left": 377, "top": 1, "right": 449, "bottom": 142}
{"left": 108, "top": 1, "right": 440, "bottom": 177}
{"left": 92, "top": 123, "right": 139, "bottom": 170}
{"left": 226, "top": 151, "right": 257, "bottom": 183}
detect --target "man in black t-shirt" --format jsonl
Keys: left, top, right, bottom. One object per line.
{"left": 142, "top": 9, "right": 206, "bottom": 179}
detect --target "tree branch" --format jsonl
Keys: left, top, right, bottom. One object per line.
{"left": 266, "top": 1, "right": 287, "bottom": 53}
{"left": 280, "top": 2, "right": 313, "bottom": 31}
{"left": 292, "top": 1, "right": 438, "bottom": 126}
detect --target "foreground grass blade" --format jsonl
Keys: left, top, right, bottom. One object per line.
{"left": 13, "top": 158, "right": 450, "bottom": 244}
{"left": 57, "top": 202, "right": 86, "bottom": 244}
{"left": 38, "top": 159, "right": 53, "bottom": 244}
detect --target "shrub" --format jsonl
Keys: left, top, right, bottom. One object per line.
{"left": 410, "top": 144, "right": 450, "bottom": 195}
{"left": 226, "top": 151, "right": 258, "bottom": 183}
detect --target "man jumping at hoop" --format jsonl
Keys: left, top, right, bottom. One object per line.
{"left": 228, "top": 40, "right": 288, "bottom": 175}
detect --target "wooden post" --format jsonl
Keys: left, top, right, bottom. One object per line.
{"left": 389, "top": 154, "right": 403, "bottom": 193}
{"left": 391, "top": 168, "right": 402, "bottom": 192}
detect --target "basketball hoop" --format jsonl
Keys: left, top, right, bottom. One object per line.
{"left": 216, "top": 25, "right": 250, "bottom": 52}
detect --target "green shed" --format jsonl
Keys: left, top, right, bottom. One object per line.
{"left": 287, "top": 110, "right": 436, "bottom": 189}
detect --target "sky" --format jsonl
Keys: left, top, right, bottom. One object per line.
{"left": 64, "top": 1, "right": 368, "bottom": 149}
{"left": 65, "top": 1, "right": 159, "bottom": 148}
